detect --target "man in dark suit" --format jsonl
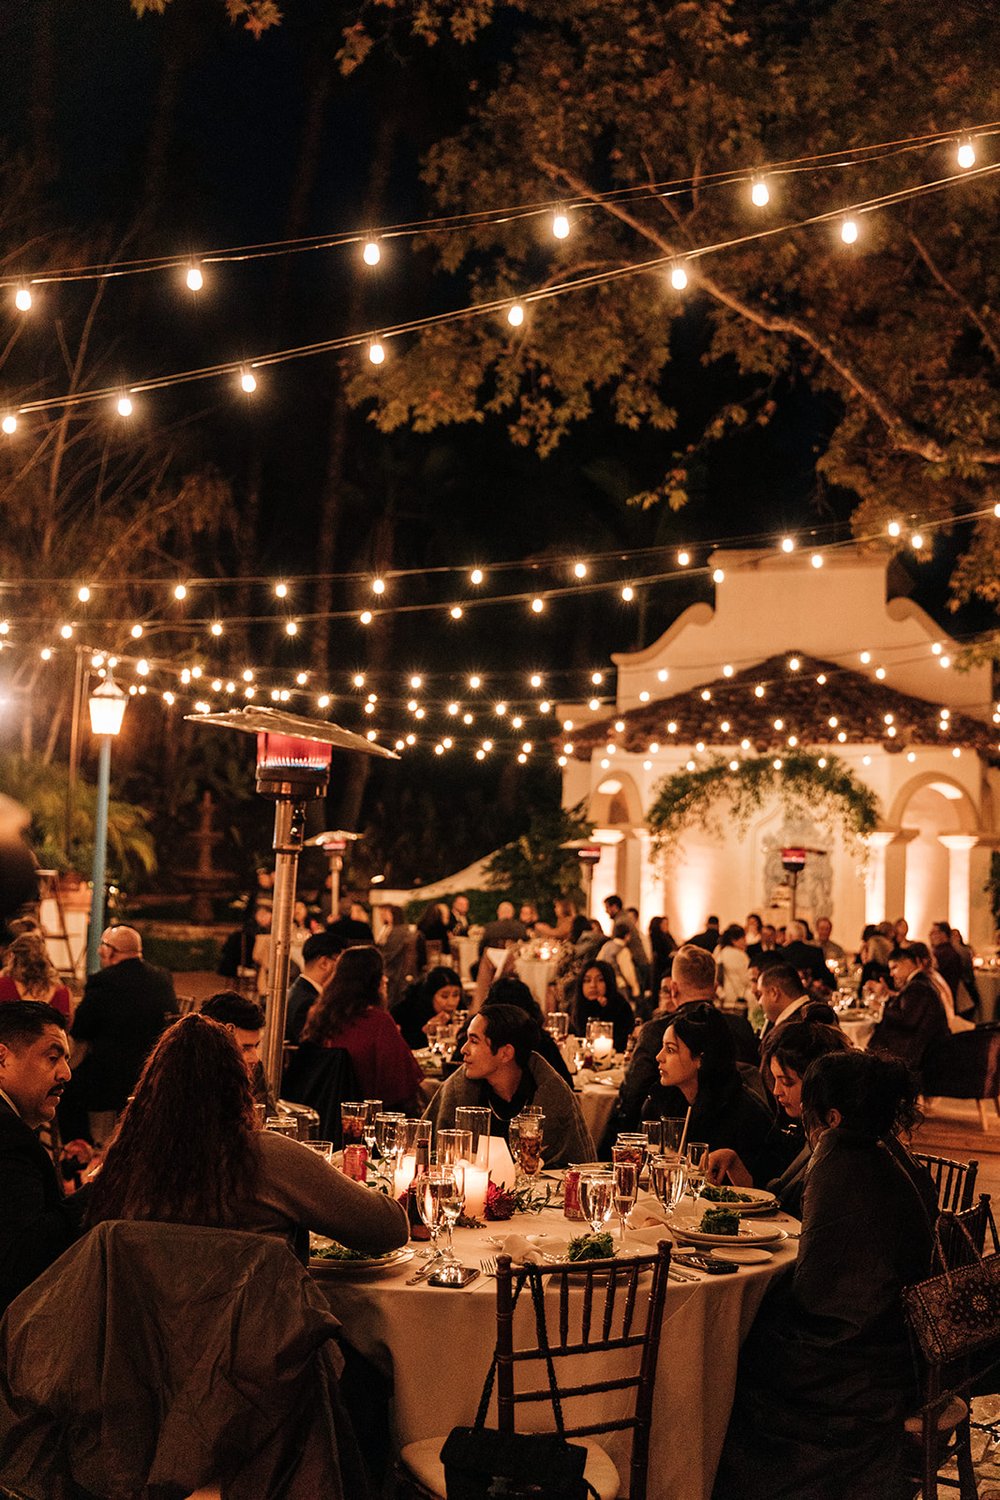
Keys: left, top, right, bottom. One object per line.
{"left": 761, "top": 921, "right": 835, "bottom": 991}
{"left": 0, "top": 1002, "right": 87, "bottom": 1314}
{"left": 284, "top": 932, "right": 341, "bottom": 1043}
{"left": 478, "top": 901, "right": 528, "bottom": 956}
{"left": 870, "top": 945, "right": 950, "bottom": 1087}
{"left": 687, "top": 916, "right": 721, "bottom": 953}
{"left": 68, "top": 925, "right": 178, "bottom": 1144}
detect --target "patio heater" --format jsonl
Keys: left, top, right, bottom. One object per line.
{"left": 305, "top": 828, "right": 361, "bottom": 916}
{"left": 186, "top": 707, "right": 396, "bottom": 1098}
{"left": 561, "top": 838, "right": 604, "bottom": 917}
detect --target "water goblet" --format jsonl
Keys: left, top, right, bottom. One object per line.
{"left": 415, "top": 1166, "right": 446, "bottom": 1262}
{"left": 341, "top": 1102, "right": 367, "bottom": 1148}
{"left": 649, "top": 1153, "right": 687, "bottom": 1215}
{"left": 684, "top": 1142, "right": 711, "bottom": 1201}
{"left": 437, "top": 1166, "right": 466, "bottom": 1264}
{"left": 612, "top": 1160, "right": 639, "bottom": 1244}
{"left": 579, "top": 1172, "right": 615, "bottom": 1240}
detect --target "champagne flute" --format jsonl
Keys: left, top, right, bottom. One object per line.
{"left": 437, "top": 1166, "right": 465, "bottom": 1264}
{"left": 612, "top": 1160, "right": 639, "bottom": 1244}
{"left": 685, "top": 1142, "right": 711, "bottom": 1202}
{"left": 362, "top": 1100, "right": 382, "bottom": 1155}
{"left": 374, "top": 1111, "right": 405, "bottom": 1187}
{"left": 579, "top": 1173, "right": 615, "bottom": 1240}
{"left": 650, "top": 1153, "right": 687, "bottom": 1215}
{"left": 416, "top": 1166, "right": 446, "bottom": 1262}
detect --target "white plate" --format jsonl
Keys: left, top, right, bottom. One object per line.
{"left": 694, "top": 1186, "right": 779, "bottom": 1216}
{"left": 709, "top": 1245, "right": 773, "bottom": 1264}
{"left": 309, "top": 1246, "right": 415, "bottom": 1277}
{"left": 671, "top": 1217, "right": 787, "bottom": 1248}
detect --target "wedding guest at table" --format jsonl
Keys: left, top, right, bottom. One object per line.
{"left": 285, "top": 931, "right": 342, "bottom": 1044}
{"left": 391, "top": 965, "right": 464, "bottom": 1050}
{"left": 904, "top": 939, "right": 974, "bottom": 1034}
{"left": 478, "top": 900, "right": 528, "bottom": 955}
{"left": 745, "top": 913, "right": 763, "bottom": 945}
{"left": 597, "top": 921, "right": 641, "bottom": 1001}
{"left": 518, "top": 902, "right": 540, "bottom": 935}
{"left": 570, "top": 960, "right": 635, "bottom": 1053}
{"left": 447, "top": 894, "right": 471, "bottom": 937}
{"left": 648, "top": 915, "right": 677, "bottom": 1002}
{"left": 815, "top": 916, "right": 846, "bottom": 966}
{"left": 867, "top": 944, "right": 950, "bottom": 1087}
{"left": 892, "top": 916, "right": 909, "bottom": 951}
{"left": 377, "top": 904, "right": 417, "bottom": 1008}
{"left": 712, "top": 1051, "right": 935, "bottom": 1500}
{"left": 0, "top": 933, "right": 71, "bottom": 1023}
{"left": 200, "top": 991, "right": 276, "bottom": 1112}
{"left": 86, "top": 1013, "right": 408, "bottom": 1256}
{"left": 475, "top": 977, "right": 574, "bottom": 1086}
{"left": 301, "top": 945, "right": 423, "bottom": 1114}
{"left": 756, "top": 963, "right": 821, "bottom": 1043}
{"left": 642, "top": 1002, "right": 774, "bottom": 1183}
{"left": 762, "top": 920, "right": 835, "bottom": 991}
{"left": 746, "top": 921, "right": 777, "bottom": 968}
{"left": 0, "top": 1003, "right": 89, "bottom": 1314}
{"left": 928, "top": 919, "right": 964, "bottom": 1002}
{"left": 857, "top": 927, "right": 893, "bottom": 998}
{"left": 715, "top": 924, "right": 750, "bottom": 1007}
{"left": 949, "top": 925, "right": 980, "bottom": 1017}
{"left": 422, "top": 1003, "right": 594, "bottom": 1166}
{"left": 534, "top": 895, "right": 577, "bottom": 942}
{"left": 603, "top": 895, "right": 650, "bottom": 988}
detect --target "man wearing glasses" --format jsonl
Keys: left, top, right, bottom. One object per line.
{"left": 65, "top": 926, "right": 178, "bottom": 1146}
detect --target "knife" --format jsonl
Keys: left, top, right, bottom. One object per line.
{"left": 405, "top": 1261, "right": 440, "bottom": 1285}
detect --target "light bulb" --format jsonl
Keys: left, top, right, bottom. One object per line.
{"left": 712, "top": 568, "right": 725, "bottom": 583}
{"left": 621, "top": 585, "right": 634, "bottom": 601}
{"left": 859, "top": 651, "right": 871, "bottom": 664}
{"left": 1, "top": 414, "right": 17, "bottom": 435}
{"left": 811, "top": 553, "right": 823, "bottom": 569}
{"left": 539, "top": 700, "right": 551, "bottom": 713}
{"left": 470, "top": 568, "right": 484, "bottom": 585}
{"left": 670, "top": 262, "right": 689, "bottom": 291}
{"left": 285, "top": 620, "right": 298, "bottom": 635}
{"left": 296, "top": 672, "right": 308, "bottom": 686}
{"left": 362, "top": 240, "right": 381, "bottom": 266}
{"left": 574, "top": 562, "right": 587, "bottom": 578}
{"left": 409, "top": 675, "right": 423, "bottom": 689}
{"left": 841, "top": 217, "right": 859, "bottom": 245}
{"left": 722, "top": 664, "right": 734, "bottom": 678}
{"left": 210, "top": 621, "right": 223, "bottom": 636}
{"left": 463, "top": 712, "right": 473, "bottom": 725}
{"left": 994, "top": 503, "right": 1000, "bottom": 519}
{"left": 450, "top": 605, "right": 463, "bottom": 619}
{"left": 887, "top": 519, "right": 902, "bottom": 537}
{"left": 494, "top": 702, "right": 507, "bottom": 716}
{"left": 40, "top": 647, "right": 52, "bottom": 661}
{"left": 14, "top": 285, "right": 32, "bottom": 312}
{"left": 677, "top": 550, "right": 690, "bottom": 566}
{"left": 173, "top": 583, "right": 187, "bottom": 600}
{"left": 531, "top": 597, "right": 544, "bottom": 613}
{"left": 530, "top": 673, "right": 542, "bottom": 688}
{"left": 448, "top": 702, "right": 459, "bottom": 715}
{"left": 163, "top": 691, "right": 175, "bottom": 705}
{"left": 552, "top": 211, "right": 570, "bottom": 240}
{"left": 911, "top": 533, "right": 924, "bottom": 550}
{"left": 60, "top": 624, "right": 73, "bottom": 639}
{"left": 368, "top": 339, "right": 385, "bottom": 365}
{"left": 750, "top": 176, "right": 770, "bottom": 207}
{"left": 77, "top": 586, "right": 90, "bottom": 602}
{"left": 789, "top": 657, "right": 801, "bottom": 671}
{"left": 957, "top": 138, "right": 976, "bottom": 170}
{"left": 275, "top": 582, "right": 288, "bottom": 598}
{"left": 240, "top": 368, "right": 257, "bottom": 393}
{"left": 780, "top": 536, "right": 794, "bottom": 553}
{"left": 117, "top": 394, "right": 133, "bottom": 417}
{"left": 591, "top": 671, "right": 603, "bottom": 685}
{"left": 318, "top": 694, "right": 331, "bottom": 709}
{"left": 360, "top": 610, "right": 373, "bottom": 625}
{"left": 131, "top": 624, "right": 143, "bottom": 638}
{"left": 469, "top": 675, "right": 481, "bottom": 689}
{"left": 137, "top": 659, "right": 149, "bottom": 675}
{"left": 507, "top": 303, "right": 524, "bottom": 327}
{"left": 372, "top": 578, "right": 386, "bottom": 594}
{"left": 186, "top": 265, "right": 203, "bottom": 292}
{"left": 242, "top": 669, "right": 255, "bottom": 682}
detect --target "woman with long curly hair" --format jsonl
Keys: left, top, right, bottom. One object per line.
{"left": 87, "top": 1013, "right": 407, "bottom": 1252}
{"left": 301, "top": 946, "right": 423, "bottom": 1113}
{"left": 569, "top": 959, "right": 635, "bottom": 1053}
{"left": 0, "top": 934, "right": 71, "bottom": 1022}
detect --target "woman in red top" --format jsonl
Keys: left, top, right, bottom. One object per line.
{"left": 0, "top": 933, "right": 71, "bottom": 1023}
{"left": 301, "top": 945, "right": 423, "bottom": 1114}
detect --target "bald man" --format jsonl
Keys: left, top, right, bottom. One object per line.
{"left": 67, "top": 926, "right": 178, "bottom": 1144}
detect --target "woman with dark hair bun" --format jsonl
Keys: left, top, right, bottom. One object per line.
{"left": 713, "top": 1049, "right": 935, "bottom": 1500}
{"left": 643, "top": 1002, "right": 773, "bottom": 1182}
{"left": 302, "top": 946, "right": 423, "bottom": 1113}
{"left": 570, "top": 960, "right": 635, "bottom": 1052}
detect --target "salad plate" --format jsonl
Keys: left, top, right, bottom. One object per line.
{"left": 309, "top": 1243, "right": 415, "bottom": 1277}
{"left": 694, "top": 1185, "right": 780, "bottom": 1216}
{"left": 670, "top": 1213, "right": 786, "bottom": 1248}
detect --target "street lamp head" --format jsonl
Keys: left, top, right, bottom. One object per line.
{"left": 88, "top": 678, "right": 127, "bottom": 737}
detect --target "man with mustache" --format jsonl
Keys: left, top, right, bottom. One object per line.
{"left": 0, "top": 1003, "right": 88, "bottom": 1314}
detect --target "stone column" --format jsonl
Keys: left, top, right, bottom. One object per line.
{"left": 938, "top": 834, "right": 979, "bottom": 944}
{"left": 865, "top": 828, "right": 917, "bottom": 924}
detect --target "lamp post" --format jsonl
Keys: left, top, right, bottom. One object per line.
{"left": 187, "top": 708, "right": 396, "bottom": 1100}
{"left": 86, "top": 678, "right": 127, "bottom": 974}
{"left": 560, "top": 838, "right": 604, "bottom": 918}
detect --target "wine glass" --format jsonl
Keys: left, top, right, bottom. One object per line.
{"left": 579, "top": 1173, "right": 615, "bottom": 1239}
{"left": 650, "top": 1153, "right": 687, "bottom": 1215}
{"left": 437, "top": 1166, "right": 466, "bottom": 1264}
{"left": 612, "top": 1160, "right": 639, "bottom": 1244}
{"left": 685, "top": 1142, "right": 711, "bottom": 1202}
{"left": 415, "top": 1166, "right": 446, "bottom": 1262}
{"left": 362, "top": 1100, "right": 382, "bottom": 1155}
{"left": 374, "top": 1111, "right": 405, "bottom": 1186}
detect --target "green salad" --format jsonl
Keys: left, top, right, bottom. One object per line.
{"left": 699, "top": 1207, "right": 741, "bottom": 1236}
{"left": 699, "top": 1185, "right": 756, "bottom": 1204}
{"left": 311, "top": 1241, "right": 372, "bottom": 1262}
{"left": 567, "top": 1231, "right": 615, "bottom": 1262}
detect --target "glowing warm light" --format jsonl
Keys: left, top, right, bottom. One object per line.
{"left": 77, "top": 586, "right": 91, "bottom": 603}
{"left": 186, "top": 265, "right": 203, "bottom": 292}
{"left": 788, "top": 657, "right": 800, "bottom": 671}
{"left": 359, "top": 610, "right": 373, "bottom": 625}
{"left": 723, "top": 664, "right": 734, "bottom": 678}
{"left": 657, "top": 669, "right": 669, "bottom": 682}
{"left": 40, "top": 647, "right": 52, "bottom": 661}
{"left": 816, "top": 673, "right": 827, "bottom": 685}
{"left": 755, "top": 685, "right": 765, "bottom": 699}
{"left": 701, "top": 689, "right": 712, "bottom": 702}
{"left": 470, "top": 568, "right": 484, "bottom": 585}
{"left": 574, "top": 562, "right": 588, "bottom": 579}
{"left": 163, "top": 691, "right": 175, "bottom": 705}
{"left": 295, "top": 672, "right": 308, "bottom": 686}
{"left": 372, "top": 577, "right": 386, "bottom": 594}
{"left": 750, "top": 176, "right": 770, "bottom": 207}
{"left": 352, "top": 673, "right": 365, "bottom": 687}
{"left": 911, "top": 533, "right": 924, "bottom": 550}
{"left": 712, "top": 568, "right": 725, "bottom": 583}
{"left": 931, "top": 642, "right": 942, "bottom": 655}
{"left": 463, "top": 712, "right": 473, "bottom": 725}
{"left": 507, "top": 303, "right": 525, "bottom": 327}
{"left": 539, "top": 700, "right": 551, "bottom": 713}
{"left": 552, "top": 211, "right": 570, "bottom": 239}
{"left": 240, "top": 367, "right": 257, "bottom": 393}
{"left": 59, "top": 624, "right": 73, "bottom": 639}
{"left": 531, "top": 597, "right": 544, "bottom": 613}
{"left": 14, "top": 285, "right": 32, "bottom": 312}
{"left": 450, "top": 605, "right": 463, "bottom": 619}
{"left": 173, "top": 584, "right": 187, "bottom": 601}
{"left": 275, "top": 582, "right": 288, "bottom": 599}
{"left": 957, "top": 138, "right": 976, "bottom": 170}
{"left": 130, "top": 624, "right": 143, "bottom": 639}
{"left": 285, "top": 620, "right": 298, "bottom": 636}
{"left": 136, "top": 659, "right": 149, "bottom": 676}
{"left": 841, "top": 217, "right": 859, "bottom": 244}
{"left": 368, "top": 339, "right": 385, "bottom": 365}
{"left": 363, "top": 239, "right": 381, "bottom": 266}
{"left": 406, "top": 699, "right": 418, "bottom": 713}
{"left": 859, "top": 651, "right": 871, "bottom": 665}
{"left": 639, "top": 690, "right": 650, "bottom": 702}
{"left": 409, "top": 675, "right": 423, "bottom": 689}
{"left": 117, "top": 394, "right": 133, "bottom": 417}
{"left": 621, "top": 584, "right": 634, "bottom": 601}
{"left": 318, "top": 694, "right": 331, "bottom": 709}
{"left": 482, "top": 739, "right": 493, "bottom": 753}
{"left": 529, "top": 673, "right": 543, "bottom": 688}
{"left": 875, "top": 666, "right": 886, "bottom": 680}
{"left": 780, "top": 536, "right": 795, "bottom": 553}
{"left": 670, "top": 262, "right": 689, "bottom": 290}
{"left": 210, "top": 621, "right": 223, "bottom": 636}
{"left": 1, "top": 414, "right": 17, "bottom": 435}
{"left": 191, "top": 666, "right": 203, "bottom": 680}
{"left": 591, "top": 671, "right": 604, "bottom": 685}
{"left": 811, "top": 553, "right": 823, "bottom": 569}
{"left": 887, "top": 519, "right": 902, "bottom": 537}
{"left": 589, "top": 697, "right": 600, "bottom": 711}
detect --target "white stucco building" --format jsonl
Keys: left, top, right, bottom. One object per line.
{"left": 560, "top": 548, "right": 1000, "bottom": 950}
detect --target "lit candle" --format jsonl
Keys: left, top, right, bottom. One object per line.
{"left": 393, "top": 1153, "right": 417, "bottom": 1199}
{"left": 463, "top": 1162, "right": 489, "bottom": 1218}
{"left": 592, "top": 1035, "right": 614, "bottom": 1064}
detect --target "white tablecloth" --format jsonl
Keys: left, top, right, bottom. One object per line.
{"left": 575, "top": 1077, "right": 621, "bottom": 1148}
{"left": 316, "top": 1201, "right": 796, "bottom": 1500}
{"left": 515, "top": 956, "right": 560, "bottom": 1009}
{"left": 839, "top": 1015, "right": 876, "bottom": 1050}
{"left": 450, "top": 935, "right": 480, "bottom": 984}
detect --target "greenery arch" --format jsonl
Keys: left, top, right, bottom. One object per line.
{"left": 646, "top": 752, "right": 879, "bottom": 859}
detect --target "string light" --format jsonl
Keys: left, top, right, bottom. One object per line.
{"left": 621, "top": 585, "right": 634, "bottom": 601}
{"left": 275, "top": 582, "right": 288, "bottom": 598}
{"left": 116, "top": 393, "right": 133, "bottom": 417}
{"left": 712, "top": 568, "right": 725, "bottom": 583}
{"left": 841, "top": 217, "right": 860, "bottom": 244}
{"left": 59, "top": 624, "right": 73, "bottom": 639}
{"left": 552, "top": 210, "right": 570, "bottom": 239}
{"left": 210, "top": 621, "right": 223, "bottom": 636}
{"left": 239, "top": 367, "right": 257, "bottom": 393}
{"left": 469, "top": 675, "right": 482, "bottom": 690}
{"left": 507, "top": 303, "right": 525, "bottom": 326}
{"left": 130, "top": 624, "right": 143, "bottom": 638}
{"left": 529, "top": 674, "right": 543, "bottom": 688}
{"left": 530, "top": 597, "right": 544, "bottom": 613}
{"left": 670, "top": 261, "right": 689, "bottom": 291}
{"left": 359, "top": 610, "right": 373, "bottom": 625}
{"left": 368, "top": 338, "right": 385, "bottom": 365}
{"left": 470, "top": 568, "right": 484, "bottom": 585}
{"left": 1, "top": 414, "right": 17, "bottom": 435}
{"left": 750, "top": 176, "right": 770, "bottom": 207}
{"left": 722, "top": 664, "right": 734, "bottom": 678}
{"left": 450, "top": 605, "right": 463, "bottom": 619}
{"left": 14, "top": 285, "right": 33, "bottom": 312}
{"left": 811, "top": 553, "right": 824, "bottom": 569}
{"left": 957, "top": 138, "right": 976, "bottom": 170}
{"left": 887, "top": 520, "right": 902, "bottom": 537}
{"left": 77, "top": 586, "right": 90, "bottom": 602}
{"left": 362, "top": 239, "right": 381, "bottom": 266}
{"left": 173, "top": 583, "right": 187, "bottom": 601}
{"left": 574, "top": 562, "right": 588, "bottom": 579}
{"left": 185, "top": 264, "right": 204, "bottom": 292}
{"left": 780, "top": 537, "right": 795, "bottom": 553}
{"left": 285, "top": 620, "right": 298, "bottom": 635}
{"left": 911, "top": 533, "right": 924, "bottom": 550}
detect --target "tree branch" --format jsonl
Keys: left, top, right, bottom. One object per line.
{"left": 909, "top": 231, "right": 1000, "bottom": 366}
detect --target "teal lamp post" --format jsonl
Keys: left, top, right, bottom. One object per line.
{"left": 86, "top": 677, "right": 127, "bottom": 973}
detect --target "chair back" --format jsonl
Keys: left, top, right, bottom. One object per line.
{"left": 934, "top": 1193, "right": 995, "bottom": 1271}
{"left": 280, "top": 1042, "right": 359, "bottom": 1145}
{"left": 913, "top": 1152, "right": 979, "bottom": 1213}
{"left": 923, "top": 1025, "right": 1000, "bottom": 1100}
{"left": 494, "top": 1242, "right": 671, "bottom": 1500}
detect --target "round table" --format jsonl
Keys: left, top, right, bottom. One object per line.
{"left": 839, "top": 1014, "right": 877, "bottom": 1050}
{"left": 314, "top": 1198, "right": 797, "bottom": 1500}
{"left": 515, "top": 956, "right": 560, "bottom": 1010}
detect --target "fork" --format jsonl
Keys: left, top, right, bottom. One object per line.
{"left": 480, "top": 1256, "right": 498, "bottom": 1276}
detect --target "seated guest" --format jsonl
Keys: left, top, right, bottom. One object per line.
{"left": 715, "top": 924, "right": 750, "bottom": 1007}
{"left": 858, "top": 928, "right": 893, "bottom": 997}
{"left": 285, "top": 931, "right": 341, "bottom": 1044}
{"left": 597, "top": 921, "right": 641, "bottom": 1000}
{"left": 518, "top": 902, "right": 540, "bottom": 935}
{"left": 377, "top": 905, "right": 417, "bottom": 1008}
{"left": 422, "top": 1004, "right": 594, "bottom": 1167}
{"left": 713, "top": 1052, "right": 935, "bottom": 1500}
{"left": 0, "top": 934, "right": 71, "bottom": 1023}
{"left": 482, "top": 977, "right": 575, "bottom": 1086}
{"left": 868, "top": 943, "right": 950, "bottom": 1087}
{"left": 326, "top": 898, "right": 374, "bottom": 948}
{"left": 616, "top": 945, "right": 759, "bottom": 1129}
{"left": 648, "top": 915, "right": 677, "bottom": 1002}
{"left": 301, "top": 946, "right": 423, "bottom": 1114}
{"left": 815, "top": 916, "right": 845, "bottom": 965}
{"left": 687, "top": 915, "right": 721, "bottom": 953}
{"left": 757, "top": 963, "right": 825, "bottom": 1041}
{"left": 534, "top": 895, "right": 577, "bottom": 942}
{"left": 391, "top": 965, "right": 464, "bottom": 1050}
{"left": 642, "top": 1003, "right": 774, "bottom": 1183}
{"left": 907, "top": 939, "right": 974, "bottom": 1034}
{"left": 0, "top": 1003, "right": 89, "bottom": 1314}
{"left": 746, "top": 922, "right": 777, "bottom": 968}
{"left": 200, "top": 991, "right": 276, "bottom": 1112}
{"left": 87, "top": 1013, "right": 407, "bottom": 1255}
{"left": 760, "top": 920, "right": 835, "bottom": 991}
{"left": 478, "top": 901, "right": 528, "bottom": 955}
{"left": 570, "top": 960, "right": 635, "bottom": 1053}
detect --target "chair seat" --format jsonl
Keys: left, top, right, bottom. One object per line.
{"left": 903, "top": 1394, "right": 968, "bottom": 1436}
{"left": 399, "top": 1431, "right": 622, "bottom": 1500}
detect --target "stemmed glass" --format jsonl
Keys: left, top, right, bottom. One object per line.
{"left": 650, "top": 1153, "right": 687, "bottom": 1217}
{"left": 374, "top": 1111, "right": 405, "bottom": 1188}
{"left": 579, "top": 1173, "right": 615, "bottom": 1240}
{"left": 685, "top": 1142, "right": 711, "bottom": 1202}
{"left": 612, "top": 1160, "right": 639, "bottom": 1244}
{"left": 415, "top": 1166, "right": 447, "bottom": 1262}
{"left": 362, "top": 1100, "right": 382, "bottom": 1156}
{"left": 437, "top": 1165, "right": 466, "bottom": 1265}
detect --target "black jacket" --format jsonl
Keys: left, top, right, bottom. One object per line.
{"left": 0, "top": 1099, "right": 86, "bottom": 1315}
{"left": 760, "top": 942, "right": 835, "bottom": 990}
{"left": 870, "top": 970, "right": 950, "bottom": 1085}
{"left": 286, "top": 974, "right": 322, "bottom": 1043}
{"left": 70, "top": 958, "right": 178, "bottom": 1110}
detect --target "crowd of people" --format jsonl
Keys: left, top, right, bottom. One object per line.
{"left": 0, "top": 890, "right": 991, "bottom": 1497}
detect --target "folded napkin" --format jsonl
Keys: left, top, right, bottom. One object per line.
{"left": 574, "top": 1068, "right": 597, "bottom": 1087}
{"left": 625, "top": 1224, "right": 675, "bottom": 1251}
{"left": 494, "top": 1233, "right": 569, "bottom": 1264}
{"left": 626, "top": 1193, "right": 670, "bottom": 1230}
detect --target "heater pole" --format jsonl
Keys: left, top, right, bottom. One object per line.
{"left": 262, "top": 797, "right": 307, "bottom": 1101}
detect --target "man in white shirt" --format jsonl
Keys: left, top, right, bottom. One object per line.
{"left": 284, "top": 933, "right": 340, "bottom": 1043}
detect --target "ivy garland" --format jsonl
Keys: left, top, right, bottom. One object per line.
{"left": 646, "top": 751, "right": 880, "bottom": 859}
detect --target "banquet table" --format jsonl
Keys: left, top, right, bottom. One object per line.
{"left": 838, "top": 1013, "right": 876, "bottom": 1050}
{"left": 314, "top": 1197, "right": 797, "bottom": 1500}
{"left": 515, "top": 955, "right": 560, "bottom": 1010}
{"left": 574, "top": 1067, "right": 623, "bottom": 1148}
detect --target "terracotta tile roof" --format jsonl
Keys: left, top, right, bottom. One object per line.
{"left": 568, "top": 652, "right": 997, "bottom": 759}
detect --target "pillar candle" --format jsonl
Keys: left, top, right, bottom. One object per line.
{"left": 463, "top": 1163, "right": 489, "bottom": 1218}
{"left": 393, "top": 1152, "right": 417, "bottom": 1199}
